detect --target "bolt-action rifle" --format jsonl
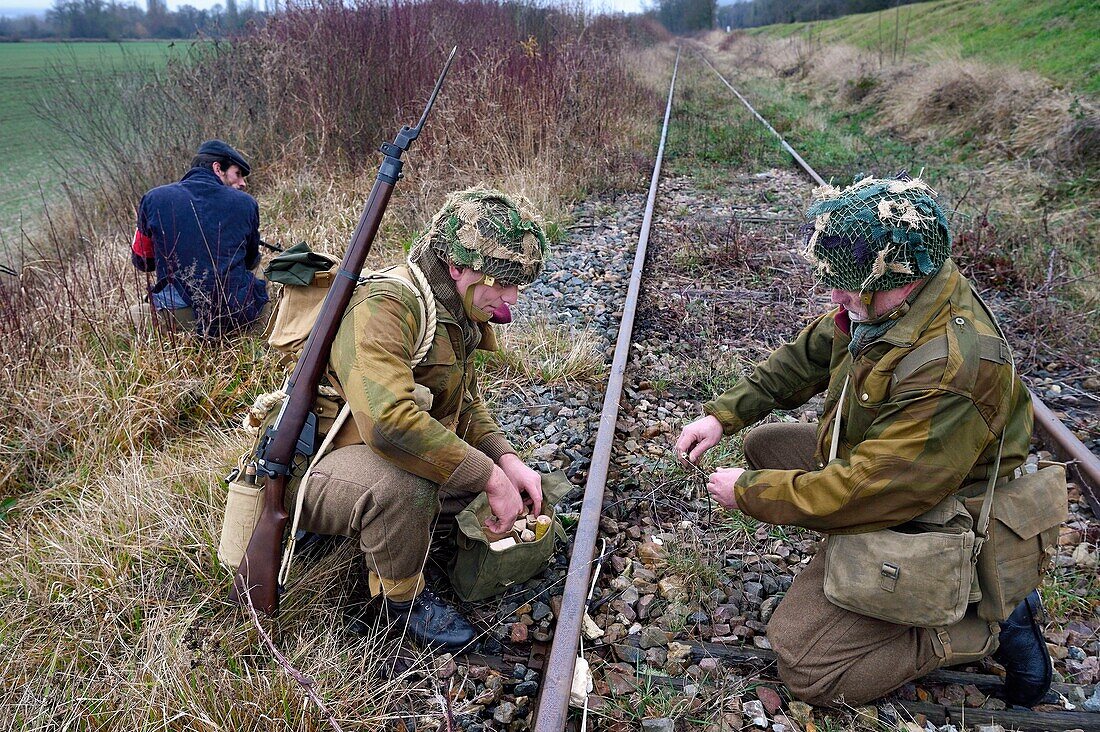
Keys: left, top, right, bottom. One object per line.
{"left": 230, "top": 47, "right": 457, "bottom": 615}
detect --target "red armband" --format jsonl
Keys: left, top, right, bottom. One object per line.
{"left": 132, "top": 228, "right": 154, "bottom": 258}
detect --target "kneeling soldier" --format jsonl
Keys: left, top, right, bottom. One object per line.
{"left": 291, "top": 188, "right": 549, "bottom": 650}
{"left": 675, "top": 175, "right": 1053, "bottom": 707}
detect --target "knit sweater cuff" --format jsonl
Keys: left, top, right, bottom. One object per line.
{"left": 441, "top": 448, "right": 496, "bottom": 493}
{"left": 478, "top": 433, "right": 516, "bottom": 463}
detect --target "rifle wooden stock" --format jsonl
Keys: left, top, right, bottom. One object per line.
{"left": 229, "top": 47, "right": 456, "bottom": 615}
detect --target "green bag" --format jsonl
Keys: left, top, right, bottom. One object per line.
{"left": 449, "top": 471, "right": 571, "bottom": 602}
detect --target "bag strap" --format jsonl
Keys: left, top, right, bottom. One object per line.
{"left": 279, "top": 265, "right": 438, "bottom": 584}
{"left": 963, "top": 284, "right": 1018, "bottom": 556}
{"left": 828, "top": 374, "right": 850, "bottom": 463}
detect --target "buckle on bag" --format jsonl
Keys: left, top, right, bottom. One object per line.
{"left": 879, "top": 562, "right": 900, "bottom": 592}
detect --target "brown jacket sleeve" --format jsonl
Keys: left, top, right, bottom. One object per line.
{"left": 329, "top": 290, "right": 494, "bottom": 493}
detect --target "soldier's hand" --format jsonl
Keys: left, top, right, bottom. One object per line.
{"left": 484, "top": 465, "right": 522, "bottom": 534}
{"left": 499, "top": 453, "right": 543, "bottom": 516}
{"left": 707, "top": 467, "right": 745, "bottom": 510}
{"left": 675, "top": 415, "right": 724, "bottom": 466}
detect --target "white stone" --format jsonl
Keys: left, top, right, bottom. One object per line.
{"left": 581, "top": 612, "right": 604, "bottom": 640}
{"left": 1072, "top": 543, "right": 1098, "bottom": 568}
{"left": 567, "top": 655, "right": 593, "bottom": 708}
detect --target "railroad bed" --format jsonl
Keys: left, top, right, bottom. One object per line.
{"left": 406, "top": 50, "right": 1100, "bottom": 732}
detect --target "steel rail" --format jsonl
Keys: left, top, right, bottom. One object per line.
{"left": 532, "top": 47, "right": 681, "bottom": 731}
{"left": 697, "top": 54, "right": 828, "bottom": 188}
{"left": 1033, "top": 397, "right": 1100, "bottom": 514}
{"left": 698, "top": 51, "right": 1100, "bottom": 509}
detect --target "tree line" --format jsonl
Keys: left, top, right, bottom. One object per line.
{"left": 717, "top": 0, "right": 925, "bottom": 30}
{"left": 0, "top": 0, "right": 262, "bottom": 40}
{"left": 653, "top": 0, "right": 717, "bottom": 33}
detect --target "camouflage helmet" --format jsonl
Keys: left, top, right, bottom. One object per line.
{"left": 802, "top": 174, "right": 951, "bottom": 292}
{"left": 412, "top": 187, "right": 549, "bottom": 286}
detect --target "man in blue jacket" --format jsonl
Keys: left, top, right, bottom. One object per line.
{"left": 130, "top": 140, "right": 269, "bottom": 336}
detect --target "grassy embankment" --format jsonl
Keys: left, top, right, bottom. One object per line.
{"left": 0, "top": 41, "right": 186, "bottom": 249}
{"left": 0, "top": 5, "right": 665, "bottom": 728}
{"left": 755, "top": 0, "right": 1100, "bottom": 96}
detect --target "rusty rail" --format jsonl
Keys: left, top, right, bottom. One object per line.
{"left": 697, "top": 53, "right": 827, "bottom": 188}
{"left": 1032, "top": 394, "right": 1100, "bottom": 514}
{"left": 531, "top": 47, "right": 681, "bottom": 731}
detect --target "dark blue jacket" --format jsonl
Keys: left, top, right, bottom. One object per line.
{"left": 136, "top": 167, "right": 268, "bottom": 335}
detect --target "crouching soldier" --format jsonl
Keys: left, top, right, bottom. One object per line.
{"left": 675, "top": 175, "right": 1056, "bottom": 707}
{"left": 290, "top": 188, "right": 549, "bottom": 650}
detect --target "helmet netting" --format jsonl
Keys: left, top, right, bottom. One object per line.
{"left": 802, "top": 175, "right": 951, "bottom": 292}
{"left": 411, "top": 187, "right": 549, "bottom": 286}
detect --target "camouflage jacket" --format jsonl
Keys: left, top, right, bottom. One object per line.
{"left": 703, "top": 260, "right": 1033, "bottom": 534}
{"left": 325, "top": 266, "right": 514, "bottom": 493}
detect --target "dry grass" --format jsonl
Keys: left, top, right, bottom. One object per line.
{"left": 874, "top": 52, "right": 1097, "bottom": 165}
{"left": 482, "top": 318, "right": 609, "bottom": 388}
{"left": 706, "top": 31, "right": 1100, "bottom": 167}
{"left": 0, "top": 432, "right": 461, "bottom": 729}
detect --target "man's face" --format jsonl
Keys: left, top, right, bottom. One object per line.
{"left": 213, "top": 162, "right": 248, "bottom": 190}
{"left": 831, "top": 282, "right": 919, "bottom": 322}
{"left": 450, "top": 265, "right": 520, "bottom": 322}
{"left": 830, "top": 289, "right": 870, "bottom": 322}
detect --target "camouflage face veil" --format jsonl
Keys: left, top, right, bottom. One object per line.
{"left": 412, "top": 187, "right": 550, "bottom": 286}
{"left": 802, "top": 175, "right": 951, "bottom": 293}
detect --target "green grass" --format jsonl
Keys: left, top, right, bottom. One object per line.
{"left": 665, "top": 64, "right": 780, "bottom": 182}
{"left": 0, "top": 41, "right": 187, "bottom": 247}
{"left": 753, "top": 0, "right": 1100, "bottom": 97}
{"left": 1040, "top": 565, "right": 1100, "bottom": 622}
{"left": 729, "top": 74, "right": 950, "bottom": 182}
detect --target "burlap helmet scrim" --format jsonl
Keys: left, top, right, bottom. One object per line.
{"left": 411, "top": 187, "right": 549, "bottom": 286}
{"left": 802, "top": 175, "right": 951, "bottom": 292}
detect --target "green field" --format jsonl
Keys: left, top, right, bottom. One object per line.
{"left": 0, "top": 41, "right": 185, "bottom": 250}
{"left": 753, "top": 0, "right": 1100, "bottom": 97}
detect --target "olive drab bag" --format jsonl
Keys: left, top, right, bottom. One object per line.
{"left": 262, "top": 242, "right": 343, "bottom": 362}
{"left": 965, "top": 462, "right": 1066, "bottom": 621}
{"left": 449, "top": 470, "right": 571, "bottom": 602}
{"left": 217, "top": 242, "right": 437, "bottom": 573}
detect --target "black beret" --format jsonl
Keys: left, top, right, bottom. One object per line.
{"left": 196, "top": 139, "right": 251, "bottom": 176}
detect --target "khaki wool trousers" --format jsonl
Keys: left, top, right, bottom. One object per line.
{"left": 286, "top": 444, "right": 479, "bottom": 596}
{"left": 743, "top": 422, "right": 999, "bottom": 706}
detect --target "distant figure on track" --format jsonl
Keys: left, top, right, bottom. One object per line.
{"left": 287, "top": 188, "right": 549, "bottom": 651}
{"left": 129, "top": 139, "right": 269, "bottom": 336}
{"left": 675, "top": 175, "right": 1055, "bottom": 708}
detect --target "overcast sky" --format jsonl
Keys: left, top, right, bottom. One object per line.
{"left": 2, "top": 0, "right": 648, "bottom": 17}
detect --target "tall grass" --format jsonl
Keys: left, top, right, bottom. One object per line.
{"left": 0, "top": 3, "right": 664, "bottom": 727}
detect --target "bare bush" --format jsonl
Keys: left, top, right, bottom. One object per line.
{"left": 40, "top": 1, "right": 656, "bottom": 250}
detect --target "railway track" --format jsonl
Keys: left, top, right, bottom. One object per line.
{"left": 515, "top": 48, "right": 1100, "bottom": 731}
